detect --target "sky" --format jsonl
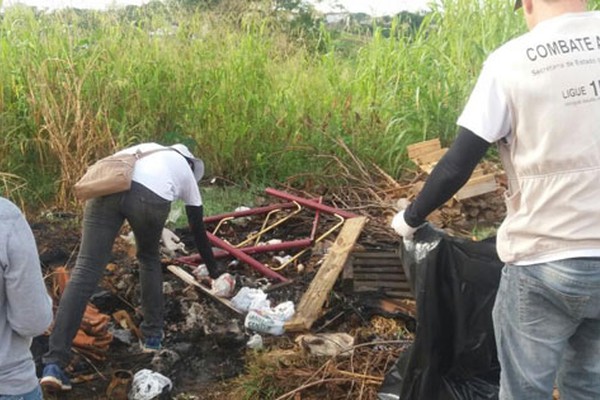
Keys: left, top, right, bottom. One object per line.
{"left": 307, "top": 0, "right": 430, "bottom": 16}
{"left": 1, "top": 0, "right": 431, "bottom": 14}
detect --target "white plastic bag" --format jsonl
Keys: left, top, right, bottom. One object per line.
{"left": 231, "top": 287, "right": 270, "bottom": 313}
{"left": 128, "top": 369, "right": 172, "bottom": 400}
{"left": 244, "top": 301, "right": 295, "bottom": 336}
{"left": 160, "top": 228, "right": 187, "bottom": 257}
{"left": 246, "top": 333, "right": 264, "bottom": 350}
{"left": 244, "top": 310, "right": 286, "bottom": 336}
{"left": 210, "top": 273, "right": 236, "bottom": 298}
{"left": 191, "top": 264, "right": 209, "bottom": 281}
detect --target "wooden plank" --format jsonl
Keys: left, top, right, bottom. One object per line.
{"left": 167, "top": 265, "right": 243, "bottom": 315}
{"left": 351, "top": 252, "right": 401, "bottom": 259}
{"left": 455, "top": 174, "right": 497, "bottom": 200}
{"left": 353, "top": 267, "right": 406, "bottom": 274}
{"left": 414, "top": 148, "right": 447, "bottom": 165}
{"left": 353, "top": 280, "right": 412, "bottom": 289}
{"left": 407, "top": 139, "right": 498, "bottom": 201}
{"left": 285, "top": 216, "right": 368, "bottom": 332}
{"left": 354, "top": 270, "right": 406, "bottom": 282}
{"left": 407, "top": 138, "right": 441, "bottom": 160}
{"left": 352, "top": 258, "right": 404, "bottom": 266}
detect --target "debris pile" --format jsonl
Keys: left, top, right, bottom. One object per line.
{"left": 31, "top": 147, "right": 510, "bottom": 399}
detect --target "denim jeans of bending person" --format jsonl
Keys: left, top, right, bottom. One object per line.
{"left": 0, "top": 385, "right": 43, "bottom": 400}
{"left": 492, "top": 259, "right": 600, "bottom": 400}
{"left": 42, "top": 182, "right": 171, "bottom": 367}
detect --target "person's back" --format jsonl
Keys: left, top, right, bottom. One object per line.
{"left": 0, "top": 197, "right": 53, "bottom": 399}
{"left": 460, "top": 8, "right": 600, "bottom": 263}
{"left": 390, "top": 1, "right": 600, "bottom": 399}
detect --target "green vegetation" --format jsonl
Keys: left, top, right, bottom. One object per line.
{"left": 0, "top": 0, "right": 535, "bottom": 210}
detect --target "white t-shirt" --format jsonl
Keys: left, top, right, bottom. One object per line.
{"left": 457, "top": 59, "right": 513, "bottom": 144}
{"left": 115, "top": 143, "right": 202, "bottom": 206}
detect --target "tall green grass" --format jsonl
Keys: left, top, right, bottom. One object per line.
{"left": 0, "top": 0, "right": 529, "bottom": 209}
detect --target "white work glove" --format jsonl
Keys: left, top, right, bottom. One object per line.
{"left": 391, "top": 210, "right": 419, "bottom": 240}
{"left": 161, "top": 228, "right": 188, "bottom": 257}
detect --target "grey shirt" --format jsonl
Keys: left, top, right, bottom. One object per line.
{"left": 0, "top": 197, "right": 53, "bottom": 395}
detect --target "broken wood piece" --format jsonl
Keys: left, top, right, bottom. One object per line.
{"left": 406, "top": 138, "right": 441, "bottom": 160}
{"left": 167, "top": 265, "right": 243, "bottom": 315}
{"left": 284, "top": 216, "right": 368, "bottom": 332}
{"left": 376, "top": 298, "right": 416, "bottom": 319}
{"left": 413, "top": 148, "right": 447, "bottom": 173}
{"left": 455, "top": 173, "right": 497, "bottom": 200}
{"left": 112, "top": 310, "right": 142, "bottom": 340}
{"left": 407, "top": 138, "right": 498, "bottom": 200}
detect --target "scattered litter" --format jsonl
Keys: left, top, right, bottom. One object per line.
{"left": 110, "top": 328, "right": 133, "bottom": 345}
{"left": 119, "top": 231, "right": 136, "bottom": 246}
{"left": 161, "top": 228, "right": 188, "bottom": 257}
{"left": 231, "top": 287, "right": 270, "bottom": 313}
{"left": 231, "top": 206, "right": 252, "bottom": 226}
{"left": 163, "top": 281, "right": 174, "bottom": 295}
{"left": 191, "top": 264, "right": 209, "bottom": 280}
{"left": 210, "top": 273, "right": 236, "bottom": 298}
{"left": 272, "top": 255, "right": 292, "bottom": 266}
{"left": 106, "top": 369, "right": 133, "bottom": 400}
{"left": 246, "top": 334, "right": 263, "bottom": 350}
{"left": 151, "top": 349, "right": 181, "bottom": 373}
{"left": 244, "top": 301, "right": 295, "bottom": 336}
{"left": 128, "top": 369, "right": 172, "bottom": 400}
{"left": 296, "top": 332, "right": 355, "bottom": 358}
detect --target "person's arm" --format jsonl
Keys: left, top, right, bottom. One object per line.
{"left": 398, "top": 127, "right": 491, "bottom": 232}
{"left": 5, "top": 214, "right": 53, "bottom": 337}
{"left": 185, "top": 205, "right": 220, "bottom": 279}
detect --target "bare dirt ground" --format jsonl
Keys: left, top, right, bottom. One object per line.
{"left": 29, "top": 164, "right": 509, "bottom": 400}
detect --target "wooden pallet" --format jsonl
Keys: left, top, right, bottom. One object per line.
{"left": 342, "top": 251, "right": 413, "bottom": 300}
{"left": 407, "top": 138, "right": 497, "bottom": 200}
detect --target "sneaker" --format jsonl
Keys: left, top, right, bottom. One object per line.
{"left": 141, "top": 336, "right": 162, "bottom": 353}
{"left": 40, "top": 363, "right": 72, "bottom": 392}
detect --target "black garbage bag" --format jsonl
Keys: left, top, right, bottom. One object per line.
{"left": 378, "top": 224, "right": 503, "bottom": 400}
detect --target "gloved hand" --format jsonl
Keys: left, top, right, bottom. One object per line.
{"left": 391, "top": 210, "right": 419, "bottom": 240}
{"left": 161, "top": 228, "right": 187, "bottom": 257}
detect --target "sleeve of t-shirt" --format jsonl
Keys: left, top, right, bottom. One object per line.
{"left": 5, "top": 215, "right": 53, "bottom": 337}
{"left": 457, "top": 56, "right": 512, "bottom": 143}
{"left": 177, "top": 171, "right": 203, "bottom": 207}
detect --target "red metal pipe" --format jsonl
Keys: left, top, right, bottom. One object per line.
{"left": 310, "top": 196, "right": 322, "bottom": 240}
{"left": 177, "top": 238, "right": 313, "bottom": 264}
{"left": 265, "top": 188, "right": 359, "bottom": 219}
{"left": 203, "top": 202, "right": 298, "bottom": 223}
{"left": 207, "top": 232, "right": 289, "bottom": 282}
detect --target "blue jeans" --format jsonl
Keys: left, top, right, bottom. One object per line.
{"left": 0, "top": 385, "right": 43, "bottom": 400}
{"left": 43, "top": 182, "right": 171, "bottom": 367}
{"left": 492, "top": 259, "right": 600, "bottom": 400}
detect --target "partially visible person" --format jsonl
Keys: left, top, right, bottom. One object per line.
{"left": 41, "top": 142, "right": 220, "bottom": 393}
{"left": 0, "top": 197, "right": 53, "bottom": 400}
{"left": 391, "top": 1, "right": 600, "bottom": 399}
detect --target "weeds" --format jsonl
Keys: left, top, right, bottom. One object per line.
{"left": 0, "top": 0, "right": 526, "bottom": 209}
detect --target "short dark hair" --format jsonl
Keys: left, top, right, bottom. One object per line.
{"left": 515, "top": 0, "right": 522, "bottom": 9}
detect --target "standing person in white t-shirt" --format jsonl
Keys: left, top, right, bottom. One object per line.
{"left": 40, "top": 142, "right": 220, "bottom": 393}
{"left": 391, "top": 1, "right": 600, "bottom": 398}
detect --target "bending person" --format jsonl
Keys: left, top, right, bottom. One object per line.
{"left": 41, "top": 142, "right": 219, "bottom": 393}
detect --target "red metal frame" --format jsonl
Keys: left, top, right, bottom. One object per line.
{"left": 176, "top": 189, "right": 357, "bottom": 283}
